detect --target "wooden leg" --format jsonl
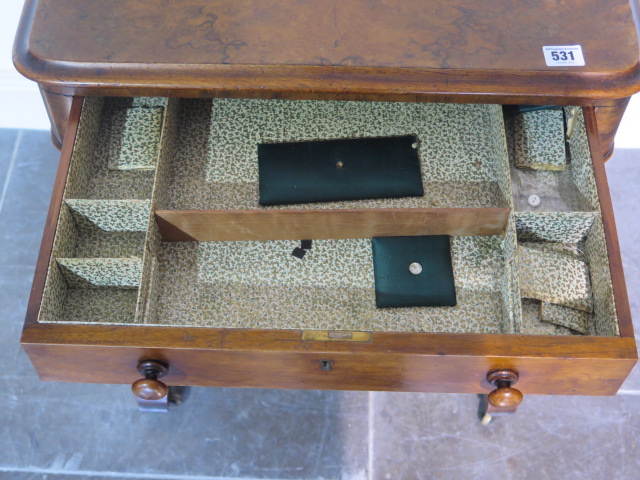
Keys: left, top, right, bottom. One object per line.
{"left": 594, "top": 97, "right": 631, "bottom": 162}
{"left": 39, "top": 85, "right": 73, "bottom": 150}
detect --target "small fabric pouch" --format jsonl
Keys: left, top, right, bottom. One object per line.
{"left": 518, "top": 244, "right": 593, "bottom": 313}
{"left": 539, "top": 302, "right": 590, "bottom": 334}
{"left": 513, "top": 109, "right": 567, "bottom": 171}
{"left": 371, "top": 235, "right": 456, "bottom": 308}
{"left": 258, "top": 136, "right": 424, "bottom": 206}
{"left": 108, "top": 107, "right": 164, "bottom": 170}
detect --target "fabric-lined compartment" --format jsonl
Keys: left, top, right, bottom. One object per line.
{"left": 107, "top": 106, "right": 164, "bottom": 171}
{"left": 156, "top": 99, "right": 513, "bottom": 211}
{"left": 56, "top": 258, "right": 143, "bottom": 288}
{"left": 63, "top": 97, "right": 166, "bottom": 200}
{"left": 59, "top": 201, "right": 149, "bottom": 258}
{"left": 505, "top": 107, "right": 599, "bottom": 212}
{"left": 141, "top": 235, "right": 517, "bottom": 334}
{"left": 513, "top": 212, "right": 618, "bottom": 336}
{"left": 36, "top": 96, "right": 177, "bottom": 326}
{"left": 37, "top": 203, "right": 147, "bottom": 324}
{"left": 38, "top": 261, "right": 139, "bottom": 324}
{"left": 36, "top": 96, "right": 621, "bottom": 338}
{"left": 512, "top": 109, "right": 567, "bottom": 171}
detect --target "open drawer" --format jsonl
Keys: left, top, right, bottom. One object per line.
{"left": 22, "top": 96, "right": 636, "bottom": 401}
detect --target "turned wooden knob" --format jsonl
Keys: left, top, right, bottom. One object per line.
{"left": 131, "top": 360, "right": 169, "bottom": 400}
{"left": 487, "top": 369, "right": 523, "bottom": 409}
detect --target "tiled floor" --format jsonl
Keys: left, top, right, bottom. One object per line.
{"left": 0, "top": 129, "right": 639, "bottom": 480}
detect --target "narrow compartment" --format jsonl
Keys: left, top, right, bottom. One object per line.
{"left": 156, "top": 99, "right": 513, "bottom": 211}
{"left": 63, "top": 97, "right": 167, "bottom": 200}
{"left": 59, "top": 200, "right": 150, "bottom": 258}
{"left": 504, "top": 107, "right": 599, "bottom": 212}
{"left": 514, "top": 212, "right": 618, "bottom": 336}
{"left": 39, "top": 262, "right": 138, "bottom": 324}
{"left": 140, "top": 234, "right": 516, "bottom": 334}
{"left": 37, "top": 199, "right": 151, "bottom": 325}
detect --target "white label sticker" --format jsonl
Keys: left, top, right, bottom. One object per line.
{"left": 543, "top": 45, "right": 585, "bottom": 66}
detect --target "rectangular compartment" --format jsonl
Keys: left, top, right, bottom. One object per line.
{"left": 504, "top": 107, "right": 599, "bottom": 212}
{"left": 160, "top": 99, "right": 513, "bottom": 210}
{"left": 145, "top": 235, "right": 516, "bottom": 334}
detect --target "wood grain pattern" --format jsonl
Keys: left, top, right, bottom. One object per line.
{"left": 21, "top": 323, "right": 637, "bottom": 395}
{"left": 155, "top": 208, "right": 510, "bottom": 242}
{"left": 38, "top": 85, "right": 72, "bottom": 149}
{"left": 23, "top": 96, "right": 83, "bottom": 328}
{"left": 14, "top": 0, "right": 640, "bottom": 100}
{"left": 594, "top": 97, "right": 632, "bottom": 161}
{"left": 583, "top": 107, "right": 635, "bottom": 338}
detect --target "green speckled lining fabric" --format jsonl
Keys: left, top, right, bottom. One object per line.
{"left": 60, "top": 289, "right": 139, "bottom": 324}
{"left": 540, "top": 302, "right": 591, "bottom": 334}
{"left": 159, "top": 99, "right": 511, "bottom": 210}
{"left": 520, "top": 299, "right": 574, "bottom": 335}
{"left": 150, "top": 237, "right": 507, "bottom": 333}
{"left": 66, "top": 199, "right": 151, "bottom": 232}
{"left": 513, "top": 109, "right": 567, "bottom": 171}
{"left": 107, "top": 107, "right": 164, "bottom": 170}
{"left": 504, "top": 107, "right": 597, "bottom": 212}
{"left": 37, "top": 96, "right": 620, "bottom": 337}
{"left": 518, "top": 244, "right": 593, "bottom": 313}
{"left": 515, "top": 211, "right": 596, "bottom": 243}
{"left": 566, "top": 108, "right": 600, "bottom": 211}
{"left": 57, "top": 258, "right": 142, "bottom": 288}
{"left": 584, "top": 217, "right": 619, "bottom": 336}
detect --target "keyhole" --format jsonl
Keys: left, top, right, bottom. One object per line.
{"left": 320, "top": 360, "right": 334, "bottom": 371}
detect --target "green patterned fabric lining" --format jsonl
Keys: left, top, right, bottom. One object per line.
{"left": 540, "top": 302, "right": 591, "bottom": 334}
{"left": 513, "top": 109, "right": 567, "bottom": 171}
{"left": 107, "top": 107, "right": 164, "bottom": 170}
{"left": 36, "top": 97, "right": 620, "bottom": 337}
{"left": 518, "top": 244, "right": 593, "bottom": 313}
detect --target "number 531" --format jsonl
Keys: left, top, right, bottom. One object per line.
{"left": 551, "top": 51, "right": 575, "bottom": 61}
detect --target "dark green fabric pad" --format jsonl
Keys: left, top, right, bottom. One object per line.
{"left": 258, "top": 136, "right": 424, "bottom": 206}
{"left": 372, "top": 236, "right": 457, "bottom": 308}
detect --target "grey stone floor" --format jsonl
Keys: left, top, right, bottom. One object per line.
{"left": 0, "top": 128, "right": 639, "bottom": 480}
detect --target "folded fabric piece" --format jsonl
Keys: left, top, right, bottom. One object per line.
{"left": 258, "top": 136, "right": 424, "bottom": 206}
{"left": 520, "top": 299, "right": 574, "bottom": 336}
{"left": 539, "top": 302, "right": 591, "bottom": 334}
{"left": 514, "top": 109, "right": 567, "bottom": 171}
{"left": 518, "top": 244, "right": 593, "bottom": 313}
{"left": 108, "top": 107, "right": 164, "bottom": 170}
{"left": 371, "top": 235, "right": 456, "bottom": 308}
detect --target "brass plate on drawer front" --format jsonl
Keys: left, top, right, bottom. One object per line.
{"left": 301, "top": 330, "right": 372, "bottom": 342}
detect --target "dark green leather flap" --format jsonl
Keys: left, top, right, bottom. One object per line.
{"left": 258, "top": 136, "right": 423, "bottom": 206}
{"left": 372, "top": 236, "right": 457, "bottom": 308}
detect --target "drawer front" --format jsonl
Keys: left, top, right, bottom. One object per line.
{"left": 22, "top": 324, "right": 636, "bottom": 396}
{"left": 22, "top": 97, "right": 636, "bottom": 396}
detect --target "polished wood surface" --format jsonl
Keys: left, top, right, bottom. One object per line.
{"left": 131, "top": 360, "right": 169, "bottom": 400}
{"left": 155, "top": 208, "right": 510, "bottom": 242}
{"left": 584, "top": 107, "right": 635, "bottom": 338}
{"left": 486, "top": 369, "right": 523, "bottom": 409}
{"left": 21, "top": 323, "right": 637, "bottom": 395}
{"left": 14, "top": 0, "right": 640, "bottom": 101}
{"left": 23, "top": 97, "right": 82, "bottom": 330}
{"left": 594, "top": 97, "right": 632, "bottom": 161}
{"left": 38, "top": 85, "right": 72, "bottom": 149}
{"left": 131, "top": 378, "right": 169, "bottom": 401}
